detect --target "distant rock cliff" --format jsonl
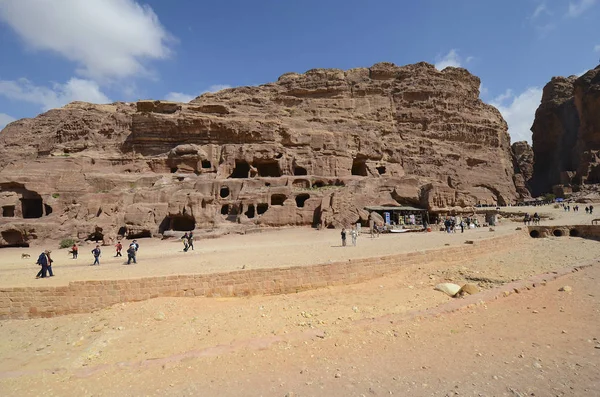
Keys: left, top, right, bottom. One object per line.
{"left": 530, "top": 65, "right": 600, "bottom": 196}
{"left": 0, "top": 62, "right": 519, "bottom": 246}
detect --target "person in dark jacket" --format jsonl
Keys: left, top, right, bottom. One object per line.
{"left": 91, "top": 245, "right": 101, "bottom": 266}
{"left": 126, "top": 244, "right": 137, "bottom": 264}
{"left": 35, "top": 250, "right": 53, "bottom": 278}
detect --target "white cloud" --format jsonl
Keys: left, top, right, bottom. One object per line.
{"left": 532, "top": 3, "right": 549, "bottom": 18}
{"left": 0, "top": 78, "right": 111, "bottom": 111}
{"left": 567, "top": 0, "right": 596, "bottom": 17}
{"left": 0, "top": 113, "right": 16, "bottom": 130}
{"left": 0, "top": 0, "right": 172, "bottom": 82}
{"left": 491, "top": 87, "right": 543, "bottom": 144}
{"left": 164, "top": 84, "right": 232, "bottom": 102}
{"left": 435, "top": 49, "right": 462, "bottom": 70}
{"left": 165, "top": 92, "right": 195, "bottom": 103}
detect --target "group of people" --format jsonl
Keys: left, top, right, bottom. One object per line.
{"left": 340, "top": 226, "right": 359, "bottom": 246}
{"left": 442, "top": 216, "right": 479, "bottom": 233}
{"left": 181, "top": 232, "right": 195, "bottom": 252}
{"left": 36, "top": 239, "right": 141, "bottom": 278}
{"left": 90, "top": 240, "right": 139, "bottom": 265}
{"left": 523, "top": 212, "right": 541, "bottom": 225}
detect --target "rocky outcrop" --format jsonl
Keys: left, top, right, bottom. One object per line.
{"left": 0, "top": 62, "right": 519, "bottom": 246}
{"left": 511, "top": 141, "right": 533, "bottom": 198}
{"left": 530, "top": 65, "right": 600, "bottom": 196}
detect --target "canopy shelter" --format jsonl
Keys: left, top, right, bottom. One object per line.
{"left": 364, "top": 205, "right": 428, "bottom": 227}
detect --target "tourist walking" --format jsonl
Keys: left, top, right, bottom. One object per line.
{"left": 590, "top": 205, "right": 594, "bottom": 215}
{"left": 130, "top": 240, "right": 139, "bottom": 252}
{"left": 187, "top": 231, "right": 194, "bottom": 251}
{"left": 182, "top": 232, "right": 189, "bottom": 252}
{"left": 91, "top": 245, "right": 101, "bottom": 266}
{"left": 115, "top": 241, "right": 123, "bottom": 257}
{"left": 341, "top": 227, "right": 347, "bottom": 247}
{"left": 35, "top": 250, "right": 52, "bottom": 278}
{"left": 126, "top": 244, "right": 137, "bottom": 264}
{"left": 350, "top": 227, "right": 357, "bottom": 246}
{"left": 71, "top": 243, "right": 78, "bottom": 259}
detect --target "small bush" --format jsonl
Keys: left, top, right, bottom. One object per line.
{"left": 52, "top": 193, "right": 60, "bottom": 198}
{"left": 59, "top": 238, "right": 76, "bottom": 249}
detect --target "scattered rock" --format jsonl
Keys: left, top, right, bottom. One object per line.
{"left": 459, "top": 283, "right": 479, "bottom": 296}
{"left": 434, "top": 283, "right": 462, "bottom": 297}
{"left": 464, "top": 240, "right": 474, "bottom": 245}
{"left": 154, "top": 312, "right": 166, "bottom": 321}
{"left": 559, "top": 285, "right": 573, "bottom": 292}
{"left": 334, "top": 372, "right": 341, "bottom": 378}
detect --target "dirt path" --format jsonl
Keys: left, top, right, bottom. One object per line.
{"left": 1, "top": 234, "right": 599, "bottom": 396}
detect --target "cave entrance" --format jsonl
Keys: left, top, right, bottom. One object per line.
{"left": 221, "top": 204, "right": 230, "bottom": 215}
{"left": 294, "top": 166, "right": 308, "bottom": 176}
{"left": 257, "top": 203, "right": 269, "bottom": 215}
{"left": 1, "top": 230, "right": 29, "bottom": 247}
{"left": 245, "top": 204, "right": 256, "bottom": 219}
{"left": 271, "top": 194, "right": 286, "bottom": 206}
{"left": 2, "top": 205, "right": 15, "bottom": 217}
{"left": 376, "top": 166, "right": 386, "bottom": 175}
{"left": 171, "top": 215, "right": 196, "bottom": 231}
{"left": 220, "top": 186, "right": 230, "bottom": 198}
{"left": 295, "top": 194, "right": 310, "bottom": 208}
{"left": 21, "top": 198, "right": 44, "bottom": 218}
{"left": 230, "top": 160, "right": 251, "bottom": 178}
{"left": 201, "top": 160, "right": 212, "bottom": 169}
{"left": 254, "top": 160, "right": 282, "bottom": 177}
{"left": 351, "top": 158, "right": 368, "bottom": 176}
{"left": 87, "top": 227, "right": 104, "bottom": 242}
{"left": 44, "top": 204, "right": 53, "bottom": 216}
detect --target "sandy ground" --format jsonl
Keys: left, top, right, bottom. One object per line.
{"left": 0, "top": 206, "right": 599, "bottom": 396}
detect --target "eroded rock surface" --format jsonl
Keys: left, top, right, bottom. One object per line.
{"left": 530, "top": 65, "right": 600, "bottom": 195}
{"left": 0, "top": 62, "right": 519, "bottom": 245}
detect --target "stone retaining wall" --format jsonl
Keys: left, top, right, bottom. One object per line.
{"left": 527, "top": 224, "right": 600, "bottom": 239}
{"left": 0, "top": 232, "right": 526, "bottom": 320}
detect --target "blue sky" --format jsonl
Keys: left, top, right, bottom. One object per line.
{"left": 0, "top": 0, "right": 598, "bottom": 143}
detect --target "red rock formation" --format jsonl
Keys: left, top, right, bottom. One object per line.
{"left": 530, "top": 65, "right": 600, "bottom": 196}
{"left": 0, "top": 62, "right": 519, "bottom": 246}
{"left": 511, "top": 141, "right": 533, "bottom": 198}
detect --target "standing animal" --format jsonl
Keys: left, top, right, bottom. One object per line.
{"left": 21, "top": 253, "right": 31, "bottom": 259}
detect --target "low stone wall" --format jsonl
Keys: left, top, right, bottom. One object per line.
{"left": 0, "top": 232, "right": 526, "bottom": 320}
{"left": 527, "top": 224, "right": 600, "bottom": 239}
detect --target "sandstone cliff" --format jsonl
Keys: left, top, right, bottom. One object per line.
{"left": 0, "top": 62, "right": 519, "bottom": 247}
{"left": 530, "top": 65, "right": 600, "bottom": 196}
{"left": 511, "top": 141, "right": 533, "bottom": 198}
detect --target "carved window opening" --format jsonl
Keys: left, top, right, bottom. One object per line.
{"left": 271, "top": 194, "right": 286, "bottom": 206}
{"left": 221, "top": 204, "right": 230, "bottom": 215}
{"left": 245, "top": 204, "right": 256, "bottom": 219}
{"left": 294, "top": 166, "right": 307, "bottom": 176}
{"left": 230, "top": 160, "right": 251, "bottom": 178}
{"left": 257, "top": 203, "right": 269, "bottom": 215}
{"left": 351, "top": 158, "right": 368, "bottom": 176}
{"left": 170, "top": 167, "right": 178, "bottom": 173}
{"left": 87, "top": 227, "right": 104, "bottom": 242}
{"left": 220, "top": 186, "right": 230, "bottom": 198}
{"left": 201, "top": 160, "right": 212, "bottom": 169}
{"left": 313, "top": 180, "right": 325, "bottom": 188}
{"left": 255, "top": 160, "right": 282, "bottom": 177}
{"left": 295, "top": 194, "right": 310, "bottom": 208}
{"left": 376, "top": 166, "right": 386, "bottom": 175}
{"left": 21, "top": 198, "right": 43, "bottom": 218}
{"left": 2, "top": 205, "right": 15, "bottom": 217}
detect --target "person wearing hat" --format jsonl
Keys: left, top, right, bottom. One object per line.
{"left": 35, "top": 250, "right": 53, "bottom": 278}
